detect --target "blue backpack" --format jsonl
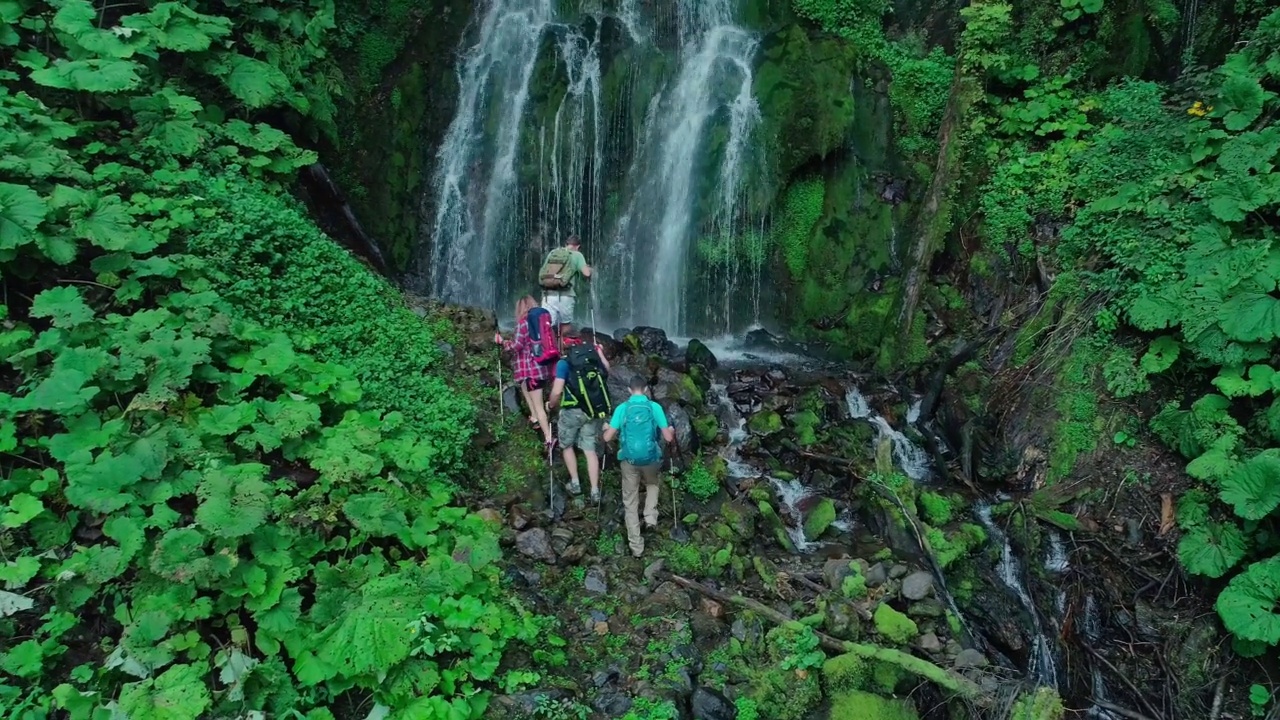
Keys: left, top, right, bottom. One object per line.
{"left": 619, "top": 400, "right": 661, "bottom": 465}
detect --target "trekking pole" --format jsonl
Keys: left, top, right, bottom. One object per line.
{"left": 493, "top": 305, "right": 504, "bottom": 423}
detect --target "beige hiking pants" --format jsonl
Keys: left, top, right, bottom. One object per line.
{"left": 621, "top": 461, "right": 662, "bottom": 556}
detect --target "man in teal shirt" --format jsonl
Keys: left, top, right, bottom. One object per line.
{"left": 603, "top": 376, "right": 675, "bottom": 557}
{"left": 538, "top": 234, "right": 591, "bottom": 337}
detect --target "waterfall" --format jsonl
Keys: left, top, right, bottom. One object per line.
{"left": 976, "top": 504, "right": 1060, "bottom": 688}
{"left": 425, "top": 0, "right": 556, "bottom": 307}
{"left": 608, "top": 1, "right": 760, "bottom": 334}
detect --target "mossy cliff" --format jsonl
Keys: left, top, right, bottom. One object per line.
{"left": 321, "top": 0, "right": 474, "bottom": 272}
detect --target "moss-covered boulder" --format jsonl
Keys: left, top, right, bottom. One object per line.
{"left": 694, "top": 414, "right": 721, "bottom": 444}
{"left": 789, "top": 409, "right": 821, "bottom": 446}
{"left": 873, "top": 603, "right": 919, "bottom": 644}
{"left": 829, "top": 690, "right": 919, "bottom": 720}
{"left": 719, "top": 500, "right": 758, "bottom": 541}
{"left": 758, "top": 501, "right": 797, "bottom": 553}
{"left": 802, "top": 498, "right": 837, "bottom": 540}
{"left": 749, "top": 410, "right": 783, "bottom": 434}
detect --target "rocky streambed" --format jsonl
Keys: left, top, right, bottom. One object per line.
{"left": 450, "top": 318, "right": 1238, "bottom": 720}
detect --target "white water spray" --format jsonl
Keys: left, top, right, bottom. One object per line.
{"left": 844, "top": 387, "right": 931, "bottom": 480}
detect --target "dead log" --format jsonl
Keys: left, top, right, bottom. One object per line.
{"left": 662, "top": 572, "right": 989, "bottom": 704}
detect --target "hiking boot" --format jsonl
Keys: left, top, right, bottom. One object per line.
{"left": 590, "top": 488, "right": 601, "bottom": 504}
{"left": 566, "top": 480, "right": 582, "bottom": 496}
{"left": 642, "top": 522, "right": 657, "bottom": 535}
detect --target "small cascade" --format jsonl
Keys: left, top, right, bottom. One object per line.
{"left": 976, "top": 504, "right": 1060, "bottom": 688}
{"left": 844, "top": 387, "right": 931, "bottom": 480}
{"left": 710, "top": 382, "right": 850, "bottom": 553}
{"left": 1082, "top": 595, "right": 1121, "bottom": 719}
{"left": 1045, "top": 530, "right": 1069, "bottom": 619}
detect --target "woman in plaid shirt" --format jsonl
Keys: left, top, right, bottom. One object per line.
{"left": 494, "top": 295, "right": 555, "bottom": 450}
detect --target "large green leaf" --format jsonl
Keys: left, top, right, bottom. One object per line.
{"left": 1219, "top": 72, "right": 1268, "bottom": 131}
{"left": 1218, "top": 557, "right": 1280, "bottom": 644}
{"left": 30, "top": 286, "right": 94, "bottom": 328}
{"left": 313, "top": 572, "right": 420, "bottom": 679}
{"left": 122, "top": 2, "right": 232, "bottom": 52}
{"left": 1178, "top": 521, "right": 1248, "bottom": 578}
{"left": 217, "top": 54, "right": 291, "bottom": 109}
{"left": 1219, "top": 287, "right": 1280, "bottom": 343}
{"left": 30, "top": 58, "right": 143, "bottom": 93}
{"left": 118, "top": 662, "right": 212, "bottom": 720}
{"left": 195, "top": 463, "right": 271, "bottom": 538}
{"left": 1220, "top": 452, "right": 1280, "bottom": 520}
{"left": 0, "top": 182, "right": 46, "bottom": 250}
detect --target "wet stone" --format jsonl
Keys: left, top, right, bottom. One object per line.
{"left": 593, "top": 691, "right": 632, "bottom": 716}
{"left": 909, "top": 599, "right": 946, "bottom": 618}
{"left": 823, "top": 558, "right": 854, "bottom": 591}
{"left": 691, "top": 686, "right": 735, "bottom": 720}
{"left": 918, "top": 632, "right": 943, "bottom": 653}
{"left": 508, "top": 504, "right": 532, "bottom": 531}
{"left": 550, "top": 527, "right": 574, "bottom": 553}
{"left": 584, "top": 565, "right": 608, "bottom": 595}
{"left": 644, "top": 559, "right": 665, "bottom": 585}
{"left": 889, "top": 564, "right": 909, "bottom": 580}
{"left": 954, "top": 649, "right": 989, "bottom": 668}
{"left": 476, "top": 508, "right": 502, "bottom": 526}
{"left": 515, "top": 528, "right": 556, "bottom": 564}
{"left": 560, "top": 544, "right": 586, "bottom": 565}
{"left": 865, "top": 562, "right": 889, "bottom": 587}
{"left": 700, "top": 597, "right": 724, "bottom": 618}
{"left": 902, "top": 570, "right": 934, "bottom": 600}
{"left": 589, "top": 610, "right": 609, "bottom": 624}
{"left": 649, "top": 581, "right": 693, "bottom": 612}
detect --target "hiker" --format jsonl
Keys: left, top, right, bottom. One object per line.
{"left": 493, "top": 295, "right": 556, "bottom": 451}
{"left": 602, "top": 376, "right": 676, "bottom": 558}
{"left": 538, "top": 234, "right": 592, "bottom": 338}
{"left": 546, "top": 330, "right": 612, "bottom": 502}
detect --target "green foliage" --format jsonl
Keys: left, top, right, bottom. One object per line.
{"left": 0, "top": 0, "right": 520, "bottom": 716}
{"left": 981, "top": 6, "right": 1280, "bottom": 655}
{"left": 842, "top": 563, "right": 868, "bottom": 599}
{"left": 828, "top": 690, "right": 920, "bottom": 720}
{"left": 872, "top": 603, "right": 918, "bottom": 644}
{"left": 671, "top": 455, "right": 721, "bottom": 502}
{"left": 1251, "top": 684, "right": 1272, "bottom": 717}
{"left": 735, "top": 696, "right": 761, "bottom": 720}
{"left": 621, "top": 697, "right": 679, "bottom": 720}
{"left": 771, "top": 177, "right": 825, "bottom": 277}
{"left": 918, "top": 491, "right": 955, "bottom": 525}
{"left": 1010, "top": 687, "right": 1066, "bottom": 720}
{"left": 184, "top": 174, "right": 474, "bottom": 476}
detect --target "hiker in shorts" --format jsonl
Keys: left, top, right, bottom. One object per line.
{"left": 602, "top": 376, "right": 676, "bottom": 557}
{"left": 546, "top": 330, "right": 612, "bottom": 502}
{"left": 537, "top": 234, "right": 591, "bottom": 338}
{"left": 493, "top": 295, "right": 555, "bottom": 450}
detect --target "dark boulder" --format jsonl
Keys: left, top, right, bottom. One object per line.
{"left": 685, "top": 338, "right": 719, "bottom": 370}
{"left": 625, "top": 326, "right": 677, "bottom": 360}
{"left": 690, "top": 686, "right": 735, "bottom": 720}
{"left": 659, "top": 399, "right": 697, "bottom": 457}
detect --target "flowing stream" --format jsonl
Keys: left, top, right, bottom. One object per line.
{"left": 976, "top": 502, "right": 1060, "bottom": 688}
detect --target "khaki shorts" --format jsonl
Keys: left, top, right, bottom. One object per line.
{"left": 558, "top": 408, "right": 599, "bottom": 453}
{"left": 542, "top": 292, "right": 575, "bottom": 326}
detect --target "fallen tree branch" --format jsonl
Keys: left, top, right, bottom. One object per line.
{"left": 662, "top": 572, "right": 988, "bottom": 704}
{"left": 1083, "top": 643, "right": 1165, "bottom": 720}
{"left": 1093, "top": 700, "right": 1156, "bottom": 720}
{"left": 792, "top": 573, "right": 873, "bottom": 621}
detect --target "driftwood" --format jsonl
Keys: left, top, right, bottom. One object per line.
{"left": 662, "top": 573, "right": 989, "bottom": 704}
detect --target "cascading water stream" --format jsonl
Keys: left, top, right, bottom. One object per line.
{"left": 609, "top": 2, "right": 760, "bottom": 334}
{"left": 976, "top": 503, "right": 1060, "bottom": 688}
{"left": 844, "top": 387, "right": 931, "bottom": 480}
{"left": 425, "top": 0, "right": 555, "bottom": 306}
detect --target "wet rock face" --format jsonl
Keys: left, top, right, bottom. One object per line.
{"left": 685, "top": 338, "right": 719, "bottom": 370}
{"left": 625, "top": 326, "right": 677, "bottom": 359}
{"left": 901, "top": 570, "right": 935, "bottom": 601}
{"left": 660, "top": 399, "right": 696, "bottom": 456}
{"left": 690, "top": 686, "right": 734, "bottom": 720}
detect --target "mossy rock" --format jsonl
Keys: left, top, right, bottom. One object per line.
{"left": 802, "top": 498, "right": 837, "bottom": 540}
{"left": 830, "top": 690, "right": 919, "bottom": 720}
{"left": 693, "top": 414, "right": 721, "bottom": 444}
{"left": 748, "top": 410, "right": 783, "bottom": 434}
{"left": 1010, "top": 687, "right": 1066, "bottom": 720}
{"left": 789, "top": 409, "right": 821, "bottom": 446}
{"left": 757, "top": 501, "right": 797, "bottom": 553}
{"left": 824, "top": 651, "right": 868, "bottom": 693}
{"left": 873, "top": 603, "right": 918, "bottom": 644}
{"left": 720, "top": 500, "right": 758, "bottom": 540}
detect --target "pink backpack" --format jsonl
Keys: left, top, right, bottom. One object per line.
{"left": 527, "top": 307, "right": 560, "bottom": 365}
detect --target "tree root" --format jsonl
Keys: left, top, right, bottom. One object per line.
{"left": 662, "top": 572, "right": 989, "bottom": 705}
